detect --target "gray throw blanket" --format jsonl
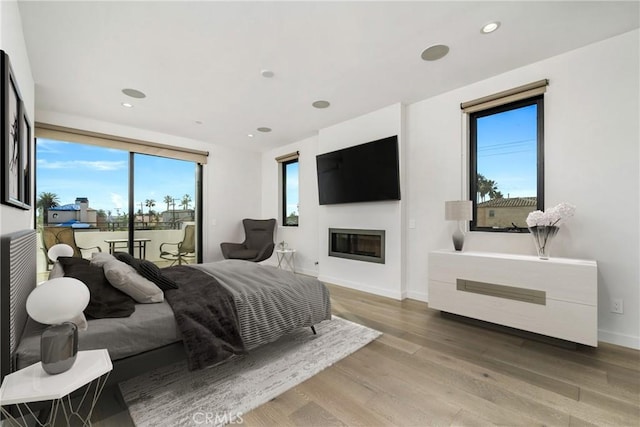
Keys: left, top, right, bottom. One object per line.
{"left": 162, "top": 265, "right": 246, "bottom": 370}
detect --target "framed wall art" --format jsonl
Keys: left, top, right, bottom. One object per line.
{"left": 1, "top": 50, "right": 30, "bottom": 210}
{"left": 21, "top": 109, "right": 32, "bottom": 208}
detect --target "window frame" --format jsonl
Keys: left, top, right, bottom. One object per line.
{"left": 281, "top": 158, "right": 299, "bottom": 227}
{"left": 468, "top": 94, "right": 545, "bottom": 232}
{"left": 34, "top": 135, "right": 204, "bottom": 265}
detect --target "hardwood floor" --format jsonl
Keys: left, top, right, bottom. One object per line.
{"left": 89, "top": 283, "right": 639, "bottom": 426}
{"left": 242, "top": 284, "right": 640, "bottom": 427}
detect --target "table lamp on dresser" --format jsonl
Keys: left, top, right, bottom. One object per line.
{"left": 445, "top": 200, "right": 473, "bottom": 251}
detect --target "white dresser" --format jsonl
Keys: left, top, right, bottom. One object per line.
{"left": 428, "top": 250, "right": 598, "bottom": 346}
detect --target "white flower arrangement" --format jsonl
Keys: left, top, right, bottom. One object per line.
{"left": 526, "top": 202, "right": 576, "bottom": 228}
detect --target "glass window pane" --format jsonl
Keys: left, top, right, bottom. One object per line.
{"left": 134, "top": 154, "right": 198, "bottom": 265}
{"left": 36, "top": 139, "right": 128, "bottom": 278}
{"left": 283, "top": 160, "right": 299, "bottom": 226}
{"left": 473, "top": 101, "right": 540, "bottom": 230}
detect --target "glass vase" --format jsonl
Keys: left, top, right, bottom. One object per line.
{"left": 528, "top": 225, "right": 559, "bottom": 259}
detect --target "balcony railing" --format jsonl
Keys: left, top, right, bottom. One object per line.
{"left": 36, "top": 226, "right": 193, "bottom": 276}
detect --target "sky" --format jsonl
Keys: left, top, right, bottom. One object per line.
{"left": 476, "top": 103, "right": 537, "bottom": 199}
{"left": 36, "top": 139, "right": 196, "bottom": 216}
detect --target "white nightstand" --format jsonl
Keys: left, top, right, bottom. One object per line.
{"left": 276, "top": 248, "right": 296, "bottom": 273}
{"left": 0, "top": 349, "right": 112, "bottom": 426}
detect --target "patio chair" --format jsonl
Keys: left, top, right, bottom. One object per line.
{"left": 220, "top": 218, "right": 276, "bottom": 263}
{"left": 159, "top": 224, "right": 196, "bottom": 266}
{"left": 42, "top": 226, "right": 102, "bottom": 270}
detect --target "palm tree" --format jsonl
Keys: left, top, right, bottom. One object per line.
{"left": 36, "top": 192, "right": 60, "bottom": 225}
{"left": 476, "top": 174, "right": 490, "bottom": 202}
{"left": 477, "top": 174, "right": 502, "bottom": 202}
{"left": 163, "top": 195, "right": 173, "bottom": 212}
{"left": 145, "top": 199, "right": 156, "bottom": 212}
{"left": 181, "top": 194, "right": 192, "bottom": 210}
{"left": 145, "top": 199, "right": 156, "bottom": 224}
{"left": 489, "top": 188, "right": 504, "bottom": 200}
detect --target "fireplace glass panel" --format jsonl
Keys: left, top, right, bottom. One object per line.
{"left": 329, "top": 228, "right": 385, "bottom": 264}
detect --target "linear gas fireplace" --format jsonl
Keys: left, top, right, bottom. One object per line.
{"left": 329, "top": 228, "right": 385, "bottom": 264}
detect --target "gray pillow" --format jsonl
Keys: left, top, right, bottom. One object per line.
{"left": 48, "top": 262, "right": 65, "bottom": 280}
{"left": 114, "top": 252, "right": 179, "bottom": 290}
{"left": 102, "top": 258, "right": 164, "bottom": 303}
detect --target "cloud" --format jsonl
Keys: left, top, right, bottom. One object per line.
{"left": 111, "top": 193, "right": 125, "bottom": 209}
{"left": 36, "top": 139, "right": 70, "bottom": 154}
{"left": 37, "top": 159, "right": 127, "bottom": 171}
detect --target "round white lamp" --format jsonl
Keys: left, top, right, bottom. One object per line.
{"left": 47, "top": 243, "right": 74, "bottom": 262}
{"left": 26, "top": 277, "right": 90, "bottom": 374}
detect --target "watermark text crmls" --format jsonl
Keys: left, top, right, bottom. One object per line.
{"left": 192, "top": 411, "right": 244, "bottom": 425}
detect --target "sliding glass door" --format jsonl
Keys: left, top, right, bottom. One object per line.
{"left": 35, "top": 137, "right": 201, "bottom": 279}
{"left": 132, "top": 153, "right": 199, "bottom": 266}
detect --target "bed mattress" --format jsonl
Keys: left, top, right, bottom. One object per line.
{"left": 15, "top": 260, "right": 331, "bottom": 369}
{"left": 16, "top": 300, "right": 179, "bottom": 369}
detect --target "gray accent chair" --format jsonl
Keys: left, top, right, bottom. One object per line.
{"left": 220, "top": 218, "right": 277, "bottom": 262}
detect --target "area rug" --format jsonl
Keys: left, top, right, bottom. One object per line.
{"left": 119, "top": 316, "right": 381, "bottom": 426}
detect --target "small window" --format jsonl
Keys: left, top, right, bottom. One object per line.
{"left": 469, "top": 95, "right": 544, "bottom": 231}
{"left": 282, "top": 159, "right": 299, "bottom": 226}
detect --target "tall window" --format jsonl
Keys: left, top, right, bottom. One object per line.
{"left": 468, "top": 95, "right": 544, "bottom": 231}
{"left": 35, "top": 133, "right": 204, "bottom": 279}
{"left": 282, "top": 159, "right": 299, "bottom": 226}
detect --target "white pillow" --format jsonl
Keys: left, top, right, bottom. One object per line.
{"left": 69, "top": 313, "right": 88, "bottom": 331}
{"left": 91, "top": 251, "right": 117, "bottom": 267}
{"left": 102, "top": 258, "right": 164, "bottom": 303}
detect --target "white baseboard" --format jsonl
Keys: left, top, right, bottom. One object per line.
{"left": 294, "top": 267, "right": 319, "bottom": 277}
{"left": 318, "top": 275, "right": 404, "bottom": 300}
{"left": 598, "top": 329, "right": 640, "bottom": 350}
{"left": 406, "top": 290, "right": 428, "bottom": 302}
{"left": 262, "top": 261, "right": 317, "bottom": 277}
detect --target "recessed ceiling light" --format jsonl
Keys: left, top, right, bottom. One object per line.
{"left": 121, "top": 102, "right": 133, "bottom": 108}
{"left": 312, "top": 100, "right": 331, "bottom": 109}
{"left": 261, "top": 69, "right": 275, "bottom": 78}
{"left": 481, "top": 21, "right": 501, "bottom": 34}
{"left": 248, "top": 134, "right": 254, "bottom": 138}
{"left": 420, "top": 44, "right": 449, "bottom": 61}
{"left": 122, "top": 88, "right": 146, "bottom": 99}
{"left": 257, "top": 127, "right": 272, "bottom": 133}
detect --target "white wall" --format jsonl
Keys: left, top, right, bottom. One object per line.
{"left": 259, "top": 31, "right": 639, "bottom": 348}
{"left": 0, "top": 1, "right": 35, "bottom": 309}
{"left": 317, "top": 103, "right": 407, "bottom": 300}
{"left": 406, "top": 29, "right": 640, "bottom": 348}
{"left": 35, "top": 110, "right": 263, "bottom": 263}
{"left": 0, "top": 0, "right": 35, "bottom": 234}
{"left": 261, "top": 135, "right": 320, "bottom": 275}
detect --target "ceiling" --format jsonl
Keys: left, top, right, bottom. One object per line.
{"left": 18, "top": 1, "right": 639, "bottom": 152}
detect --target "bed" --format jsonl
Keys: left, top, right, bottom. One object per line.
{"left": 0, "top": 229, "right": 331, "bottom": 385}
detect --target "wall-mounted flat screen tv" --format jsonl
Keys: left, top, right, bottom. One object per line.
{"left": 316, "top": 135, "right": 400, "bottom": 205}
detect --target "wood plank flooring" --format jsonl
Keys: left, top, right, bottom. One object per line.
{"left": 90, "top": 283, "right": 639, "bottom": 426}
{"left": 242, "top": 284, "right": 640, "bottom": 427}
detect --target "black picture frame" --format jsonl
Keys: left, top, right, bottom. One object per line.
{"left": 1, "top": 50, "right": 30, "bottom": 210}
{"left": 21, "top": 109, "right": 32, "bottom": 209}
